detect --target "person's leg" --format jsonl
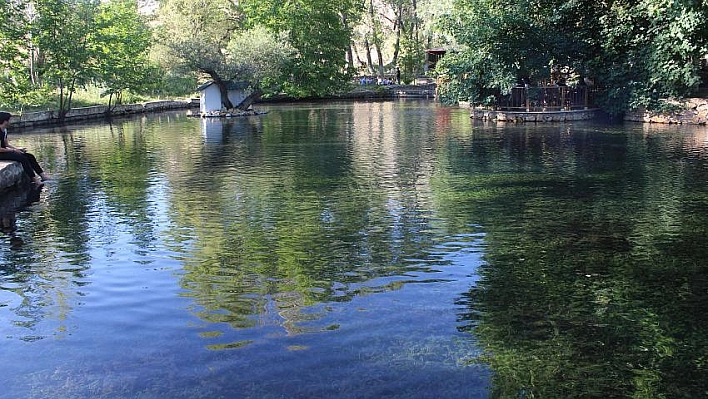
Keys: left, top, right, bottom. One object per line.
{"left": 22, "top": 152, "right": 48, "bottom": 180}
{"left": 0, "top": 152, "right": 42, "bottom": 183}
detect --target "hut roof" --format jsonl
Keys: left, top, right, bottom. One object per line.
{"left": 196, "top": 81, "right": 249, "bottom": 92}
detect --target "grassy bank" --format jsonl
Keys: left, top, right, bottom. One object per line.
{"left": 3, "top": 84, "right": 195, "bottom": 114}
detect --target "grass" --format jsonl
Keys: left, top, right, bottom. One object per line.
{"left": 4, "top": 85, "right": 195, "bottom": 114}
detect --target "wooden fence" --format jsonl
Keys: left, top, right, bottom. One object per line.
{"left": 494, "top": 86, "right": 595, "bottom": 111}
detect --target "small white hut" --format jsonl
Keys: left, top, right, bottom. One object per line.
{"left": 196, "top": 81, "right": 249, "bottom": 114}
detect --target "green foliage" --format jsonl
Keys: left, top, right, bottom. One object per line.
{"left": 32, "top": 0, "right": 101, "bottom": 116}
{"left": 594, "top": 0, "right": 708, "bottom": 114}
{"left": 0, "top": 0, "right": 30, "bottom": 107}
{"left": 155, "top": 0, "right": 308, "bottom": 101}
{"left": 398, "top": 13, "right": 425, "bottom": 82}
{"left": 435, "top": 49, "right": 515, "bottom": 105}
{"left": 243, "top": 0, "right": 360, "bottom": 97}
{"left": 0, "top": 85, "right": 56, "bottom": 112}
{"left": 154, "top": 0, "right": 243, "bottom": 80}
{"left": 148, "top": 73, "right": 199, "bottom": 99}
{"left": 0, "top": 0, "right": 162, "bottom": 115}
{"left": 92, "top": 0, "right": 158, "bottom": 106}
{"left": 438, "top": 0, "right": 708, "bottom": 115}
{"left": 225, "top": 26, "right": 293, "bottom": 93}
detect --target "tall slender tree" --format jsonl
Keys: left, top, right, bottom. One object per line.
{"left": 93, "top": 0, "right": 157, "bottom": 110}
{"left": 32, "top": 0, "right": 100, "bottom": 118}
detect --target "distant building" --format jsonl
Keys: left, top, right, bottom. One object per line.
{"left": 196, "top": 81, "right": 249, "bottom": 114}
{"left": 425, "top": 48, "right": 447, "bottom": 72}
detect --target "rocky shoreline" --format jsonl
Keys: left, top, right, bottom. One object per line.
{"left": 624, "top": 98, "right": 708, "bottom": 125}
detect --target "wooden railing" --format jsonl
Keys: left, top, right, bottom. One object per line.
{"left": 494, "top": 86, "right": 595, "bottom": 111}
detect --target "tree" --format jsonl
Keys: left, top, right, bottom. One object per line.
{"left": 224, "top": 25, "right": 293, "bottom": 104}
{"left": 153, "top": 0, "right": 245, "bottom": 109}
{"left": 592, "top": 0, "right": 708, "bottom": 114}
{"left": 92, "top": 0, "right": 158, "bottom": 110}
{"left": 396, "top": 0, "right": 426, "bottom": 82}
{"left": 32, "top": 0, "right": 100, "bottom": 119}
{"left": 435, "top": 0, "right": 708, "bottom": 114}
{"left": 435, "top": 48, "right": 515, "bottom": 105}
{"left": 244, "top": 0, "right": 362, "bottom": 97}
{"left": 0, "top": 0, "right": 30, "bottom": 107}
{"left": 366, "top": 0, "right": 386, "bottom": 78}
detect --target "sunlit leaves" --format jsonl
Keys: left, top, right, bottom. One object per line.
{"left": 225, "top": 26, "right": 293, "bottom": 92}
{"left": 0, "top": 0, "right": 29, "bottom": 106}
{"left": 243, "top": 0, "right": 360, "bottom": 97}
{"left": 93, "top": 0, "right": 157, "bottom": 105}
{"left": 32, "top": 0, "right": 101, "bottom": 115}
{"left": 0, "top": 0, "right": 162, "bottom": 113}
{"left": 435, "top": 49, "right": 515, "bottom": 104}
{"left": 153, "top": 0, "right": 242, "bottom": 80}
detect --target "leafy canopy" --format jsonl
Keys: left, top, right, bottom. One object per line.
{"left": 436, "top": 0, "right": 708, "bottom": 114}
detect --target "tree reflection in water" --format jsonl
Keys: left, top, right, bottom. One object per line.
{"left": 444, "top": 124, "right": 708, "bottom": 398}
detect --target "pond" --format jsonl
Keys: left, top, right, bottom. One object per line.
{"left": 1, "top": 100, "right": 707, "bottom": 398}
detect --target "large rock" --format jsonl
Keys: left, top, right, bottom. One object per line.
{"left": 0, "top": 161, "right": 25, "bottom": 191}
{"left": 625, "top": 98, "right": 708, "bottom": 125}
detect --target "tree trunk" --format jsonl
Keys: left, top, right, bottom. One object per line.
{"left": 342, "top": 13, "right": 354, "bottom": 72}
{"left": 235, "top": 89, "right": 263, "bottom": 111}
{"left": 353, "top": 45, "right": 365, "bottom": 69}
{"left": 392, "top": 5, "right": 403, "bottom": 67}
{"left": 57, "top": 77, "right": 74, "bottom": 121}
{"left": 364, "top": 38, "right": 374, "bottom": 74}
{"left": 369, "top": 0, "right": 384, "bottom": 77}
{"left": 347, "top": 44, "right": 354, "bottom": 72}
{"left": 202, "top": 69, "right": 234, "bottom": 110}
{"left": 374, "top": 42, "right": 384, "bottom": 77}
{"left": 215, "top": 79, "right": 234, "bottom": 110}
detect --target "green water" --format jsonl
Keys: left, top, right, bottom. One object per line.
{"left": 0, "top": 100, "right": 707, "bottom": 398}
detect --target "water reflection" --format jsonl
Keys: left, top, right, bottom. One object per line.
{"left": 177, "top": 102, "right": 458, "bottom": 337}
{"left": 0, "top": 184, "right": 41, "bottom": 243}
{"left": 0, "top": 184, "right": 48, "bottom": 338}
{"left": 200, "top": 116, "right": 265, "bottom": 145}
{"left": 1, "top": 103, "right": 707, "bottom": 398}
{"left": 438, "top": 122, "right": 708, "bottom": 398}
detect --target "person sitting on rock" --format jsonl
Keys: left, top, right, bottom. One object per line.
{"left": 0, "top": 111, "right": 50, "bottom": 185}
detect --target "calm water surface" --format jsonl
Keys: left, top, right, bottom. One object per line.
{"left": 1, "top": 100, "right": 707, "bottom": 398}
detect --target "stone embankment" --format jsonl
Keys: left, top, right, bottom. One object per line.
{"left": 625, "top": 98, "right": 708, "bottom": 125}
{"left": 465, "top": 98, "right": 708, "bottom": 125}
{"left": 333, "top": 84, "right": 437, "bottom": 100}
{"left": 11, "top": 99, "right": 197, "bottom": 129}
{"left": 470, "top": 108, "right": 599, "bottom": 122}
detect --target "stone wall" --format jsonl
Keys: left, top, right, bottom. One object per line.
{"left": 470, "top": 108, "right": 600, "bottom": 123}
{"left": 625, "top": 98, "right": 708, "bottom": 125}
{"left": 11, "top": 99, "right": 198, "bottom": 128}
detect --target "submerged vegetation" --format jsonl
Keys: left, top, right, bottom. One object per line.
{"left": 435, "top": 126, "right": 708, "bottom": 398}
